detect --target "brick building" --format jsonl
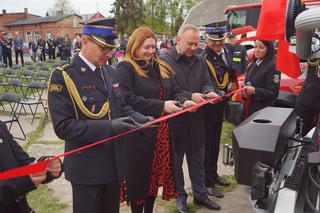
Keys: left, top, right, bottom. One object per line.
{"left": 0, "top": 8, "right": 82, "bottom": 42}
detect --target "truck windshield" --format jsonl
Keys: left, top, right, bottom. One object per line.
{"left": 228, "top": 10, "right": 247, "bottom": 30}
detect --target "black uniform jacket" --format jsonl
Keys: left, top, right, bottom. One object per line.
{"left": 202, "top": 46, "right": 233, "bottom": 93}
{"left": 48, "top": 54, "right": 146, "bottom": 185}
{"left": 225, "top": 43, "right": 248, "bottom": 74}
{"left": 296, "top": 65, "right": 320, "bottom": 112}
{"left": 245, "top": 59, "right": 280, "bottom": 115}
{"left": 115, "top": 60, "right": 189, "bottom": 201}
{"left": 161, "top": 48, "right": 214, "bottom": 151}
{"left": 0, "top": 121, "right": 35, "bottom": 213}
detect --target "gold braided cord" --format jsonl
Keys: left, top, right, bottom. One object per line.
{"left": 308, "top": 59, "right": 320, "bottom": 67}
{"left": 62, "top": 71, "right": 110, "bottom": 119}
{"left": 204, "top": 54, "right": 229, "bottom": 89}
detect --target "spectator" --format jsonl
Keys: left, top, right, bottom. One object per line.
{"left": 47, "top": 35, "right": 56, "bottom": 60}
{"left": 62, "top": 34, "right": 72, "bottom": 61}
{"left": 225, "top": 32, "right": 248, "bottom": 74}
{"left": 37, "top": 36, "right": 46, "bottom": 62}
{"left": 13, "top": 32, "right": 24, "bottom": 66}
{"left": 73, "top": 34, "right": 82, "bottom": 55}
{"left": 120, "top": 34, "right": 128, "bottom": 53}
{"left": 1, "top": 32, "right": 13, "bottom": 67}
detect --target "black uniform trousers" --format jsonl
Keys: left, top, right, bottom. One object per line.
{"left": 72, "top": 180, "right": 120, "bottom": 213}
{"left": 204, "top": 101, "right": 224, "bottom": 187}
{"left": 48, "top": 48, "right": 56, "bottom": 59}
{"left": 3, "top": 51, "right": 12, "bottom": 68}
{"left": 15, "top": 49, "right": 24, "bottom": 66}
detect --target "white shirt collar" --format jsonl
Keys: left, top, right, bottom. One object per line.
{"left": 256, "top": 59, "right": 263, "bottom": 65}
{"left": 215, "top": 48, "right": 225, "bottom": 56}
{"left": 79, "top": 52, "right": 97, "bottom": 72}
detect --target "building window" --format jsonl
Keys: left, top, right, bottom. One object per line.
{"left": 46, "top": 32, "right": 51, "bottom": 40}
{"left": 35, "top": 32, "right": 40, "bottom": 42}
{"left": 26, "top": 32, "right": 32, "bottom": 42}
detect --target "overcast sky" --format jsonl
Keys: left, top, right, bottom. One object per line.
{"left": 0, "top": 0, "right": 115, "bottom": 17}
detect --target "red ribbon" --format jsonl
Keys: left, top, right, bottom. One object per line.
{"left": 0, "top": 88, "right": 244, "bottom": 180}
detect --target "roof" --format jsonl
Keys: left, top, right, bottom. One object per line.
{"left": 183, "top": 0, "right": 261, "bottom": 26}
{"left": 5, "top": 14, "right": 82, "bottom": 26}
{"left": 89, "top": 12, "right": 105, "bottom": 20}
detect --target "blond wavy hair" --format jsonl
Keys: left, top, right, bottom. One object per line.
{"left": 124, "top": 26, "right": 173, "bottom": 78}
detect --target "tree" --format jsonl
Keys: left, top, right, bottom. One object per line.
{"left": 111, "top": 0, "right": 145, "bottom": 35}
{"left": 48, "top": 0, "right": 76, "bottom": 16}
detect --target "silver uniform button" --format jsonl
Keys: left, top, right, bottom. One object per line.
{"left": 82, "top": 96, "right": 87, "bottom": 101}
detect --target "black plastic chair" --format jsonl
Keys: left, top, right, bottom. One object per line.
{"left": 0, "top": 92, "right": 26, "bottom": 140}
{"left": 19, "top": 81, "right": 46, "bottom": 125}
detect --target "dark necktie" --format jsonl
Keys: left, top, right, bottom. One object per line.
{"left": 95, "top": 67, "right": 107, "bottom": 90}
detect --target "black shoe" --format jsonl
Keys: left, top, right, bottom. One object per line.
{"left": 214, "top": 177, "right": 230, "bottom": 187}
{"left": 176, "top": 201, "right": 188, "bottom": 213}
{"left": 207, "top": 187, "right": 224, "bottom": 198}
{"left": 193, "top": 198, "right": 221, "bottom": 210}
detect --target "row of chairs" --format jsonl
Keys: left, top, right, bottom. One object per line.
{"left": 0, "top": 80, "right": 47, "bottom": 140}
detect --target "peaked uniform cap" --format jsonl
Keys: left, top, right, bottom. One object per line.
{"left": 205, "top": 21, "right": 227, "bottom": 41}
{"left": 81, "top": 18, "right": 118, "bottom": 48}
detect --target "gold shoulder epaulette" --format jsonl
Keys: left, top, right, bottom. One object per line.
{"left": 56, "top": 63, "right": 70, "bottom": 71}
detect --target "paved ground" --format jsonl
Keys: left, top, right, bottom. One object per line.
{"left": 8, "top": 94, "right": 254, "bottom": 213}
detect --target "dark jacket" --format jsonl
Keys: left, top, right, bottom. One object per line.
{"left": 225, "top": 43, "right": 248, "bottom": 74}
{"left": 116, "top": 60, "right": 188, "bottom": 201}
{"left": 1, "top": 39, "right": 12, "bottom": 54}
{"left": 48, "top": 54, "right": 147, "bottom": 185}
{"left": 245, "top": 59, "right": 280, "bottom": 115}
{"left": 296, "top": 64, "right": 320, "bottom": 112}
{"left": 202, "top": 46, "right": 233, "bottom": 93}
{"left": 0, "top": 121, "right": 35, "bottom": 213}
{"left": 161, "top": 48, "right": 214, "bottom": 151}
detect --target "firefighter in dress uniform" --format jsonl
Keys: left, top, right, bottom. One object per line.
{"left": 202, "top": 22, "right": 234, "bottom": 198}
{"left": 225, "top": 31, "right": 248, "bottom": 74}
{"left": 48, "top": 18, "right": 151, "bottom": 213}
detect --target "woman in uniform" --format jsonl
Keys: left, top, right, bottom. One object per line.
{"left": 243, "top": 39, "right": 280, "bottom": 117}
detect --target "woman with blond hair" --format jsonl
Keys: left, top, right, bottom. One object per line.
{"left": 116, "top": 26, "right": 195, "bottom": 213}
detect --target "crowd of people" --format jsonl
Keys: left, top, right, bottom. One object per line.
{"left": 0, "top": 32, "right": 83, "bottom": 67}
{"left": 1, "top": 17, "right": 284, "bottom": 213}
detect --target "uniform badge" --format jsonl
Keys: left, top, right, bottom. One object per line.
{"left": 82, "top": 96, "right": 87, "bottom": 101}
{"left": 273, "top": 74, "right": 280, "bottom": 84}
{"left": 49, "top": 84, "right": 63, "bottom": 93}
{"left": 80, "top": 67, "right": 86, "bottom": 72}
{"left": 112, "top": 83, "right": 119, "bottom": 88}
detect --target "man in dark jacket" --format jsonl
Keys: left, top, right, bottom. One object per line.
{"left": 0, "top": 121, "right": 62, "bottom": 213}
{"left": 202, "top": 23, "right": 233, "bottom": 198}
{"left": 13, "top": 32, "right": 24, "bottom": 66}
{"left": 1, "top": 32, "right": 13, "bottom": 68}
{"left": 47, "top": 35, "right": 56, "bottom": 60}
{"left": 161, "top": 24, "right": 221, "bottom": 212}
{"left": 295, "top": 60, "right": 320, "bottom": 136}
{"left": 225, "top": 32, "right": 248, "bottom": 74}
{"left": 37, "top": 37, "right": 46, "bottom": 62}
{"left": 48, "top": 18, "right": 150, "bottom": 213}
